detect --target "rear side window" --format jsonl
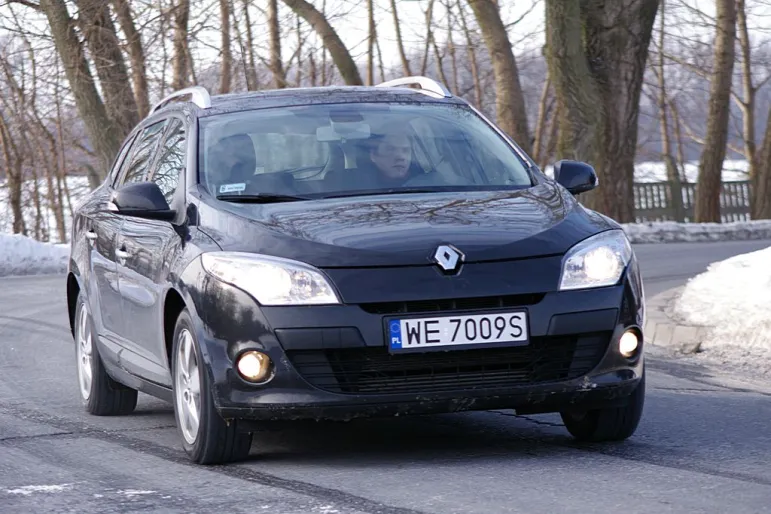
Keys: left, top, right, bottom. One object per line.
{"left": 120, "top": 120, "right": 167, "bottom": 185}
{"left": 150, "top": 118, "right": 186, "bottom": 204}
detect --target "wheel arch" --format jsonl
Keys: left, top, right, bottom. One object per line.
{"left": 66, "top": 270, "right": 83, "bottom": 338}
{"left": 163, "top": 287, "right": 188, "bottom": 371}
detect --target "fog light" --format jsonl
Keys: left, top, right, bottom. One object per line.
{"left": 619, "top": 330, "right": 639, "bottom": 358}
{"left": 237, "top": 351, "right": 272, "bottom": 382}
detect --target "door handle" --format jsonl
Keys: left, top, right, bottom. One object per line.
{"left": 116, "top": 249, "right": 131, "bottom": 261}
{"left": 85, "top": 230, "right": 98, "bottom": 241}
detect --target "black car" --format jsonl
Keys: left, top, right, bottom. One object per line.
{"left": 67, "top": 76, "right": 646, "bottom": 465}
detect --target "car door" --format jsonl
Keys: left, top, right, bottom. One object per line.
{"left": 81, "top": 132, "right": 137, "bottom": 347}
{"left": 107, "top": 119, "right": 169, "bottom": 376}
{"left": 116, "top": 116, "right": 187, "bottom": 386}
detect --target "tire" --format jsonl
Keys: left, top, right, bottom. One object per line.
{"left": 74, "top": 292, "right": 138, "bottom": 416}
{"left": 560, "top": 371, "right": 645, "bottom": 442}
{"left": 171, "top": 308, "right": 253, "bottom": 464}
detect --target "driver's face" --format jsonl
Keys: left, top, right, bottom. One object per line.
{"left": 370, "top": 134, "right": 412, "bottom": 179}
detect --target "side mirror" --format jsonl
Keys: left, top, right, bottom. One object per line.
{"left": 110, "top": 181, "right": 176, "bottom": 221}
{"left": 553, "top": 160, "right": 598, "bottom": 195}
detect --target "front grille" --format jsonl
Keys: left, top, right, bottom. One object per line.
{"left": 286, "top": 332, "right": 610, "bottom": 394}
{"left": 359, "top": 293, "right": 545, "bottom": 315}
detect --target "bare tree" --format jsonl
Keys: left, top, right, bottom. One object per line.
{"left": 694, "top": 0, "right": 737, "bottom": 222}
{"left": 467, "top": 0, "right": 532, "bottom": 154}
{"left": 74, "top": 0, "right": 139, "bottom": 139}
{"left": 220, "top": 0, "right": 232, "bottom": 93}
{"left": 0, "top": 113, "right": 26, "bottom": 235}
{"left": 172, "top": 0, "right": 191, "bottom": 91}
{"left": 281, "top": 0, "right": 363, "bottom": 85}
{"left": 269, "top": 0, "right": 287, "bottom": 88}
{"left": 241, "top": 0, "right": 260, "bottom": 90}
{"left": 111, "top": 0, "right": 150, "bottom": 118}
{"left": 545, "top": 0, "right": 659, "bottom": 223}
{"left": 367, "top": 0, "right": 375, "bottom": 85}
{"left": 652, "top": 0, "right": 684, "bottom": 220}
{"left": 456, "top": 0, "right": 482, "bottom": 106}
{"left": 390, "top": 0, "right": 413, "bottom": 76}
{"left": 39, "top": 0, "right": 121, "bottom": 172}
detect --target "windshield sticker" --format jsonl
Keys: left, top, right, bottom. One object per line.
{"left": 219, "top": 183, "right": 246, "bottom": 194}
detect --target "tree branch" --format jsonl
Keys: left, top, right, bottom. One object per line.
{"left": 8, "top": 0, "right": 41, "bottom": 10}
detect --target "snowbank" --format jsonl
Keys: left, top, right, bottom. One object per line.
{"left": 621, "top": 220, "right": 771, "bottom": 244}
{"left": 0, "top": 234, "right": 70, "bottom": 277}
{"left": 672, "top": 246, "right": 771, "bottom": 376}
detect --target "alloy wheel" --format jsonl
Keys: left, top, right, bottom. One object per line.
{"left": 175, "top": 329, "right": 201, "bottom": 445}
{"left": 76, "top": 303, "right": 93, "bottom": 400}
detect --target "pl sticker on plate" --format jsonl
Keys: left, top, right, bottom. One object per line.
{"left": 389, "top": 320, "right": 403, "bottom": 350}
{"left": 219, "top": 183, "right": 246, "bottom": 194}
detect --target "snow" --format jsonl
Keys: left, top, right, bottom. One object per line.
{"left": 621, "top": 220, "right": 771, "bottom": 243}
{"left": 0, "top": 175, "right": 91, "bottom": 244}
{"left": 0, "top": 234, "right": 69, "bottom": 277}
{"left": 672, "top": 246, "right": 771, "bottom": 377}
{"left": 5, "top": 484, "right": 73, "bottom": 496}
{"left": 541, "top": 158, "right": 750, "bottom": 183}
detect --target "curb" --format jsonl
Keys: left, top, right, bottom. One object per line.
{"left": 643, "top": 286, "right": 711, "bottom": 355}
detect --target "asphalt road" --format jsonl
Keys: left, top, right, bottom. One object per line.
{"left": 1, "top": 240, "right": 770, "bottom": 514}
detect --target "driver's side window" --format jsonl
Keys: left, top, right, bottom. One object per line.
{"left": 118, "top": 120, "right": 167, "bottom": 187}
{"left": 150, "top": 118, "right": 186, "bottom": 205}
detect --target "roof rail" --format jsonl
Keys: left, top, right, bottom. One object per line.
{"left": 375, "top": 76, "right": 452, "bottom": 98}
{"left": 149, "top": 86, "right": 212, "bottom": 115}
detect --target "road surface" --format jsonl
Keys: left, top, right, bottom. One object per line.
{"left": 1, "top": 240, "right": 770, "bottom": 513}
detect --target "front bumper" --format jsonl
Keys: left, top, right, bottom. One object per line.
{"left": 193, "top": 259, "right": 645, "bottom": 422}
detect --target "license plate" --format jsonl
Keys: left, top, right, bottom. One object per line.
{"left": 387, "top": 311, "right": 528, "bottom": 353}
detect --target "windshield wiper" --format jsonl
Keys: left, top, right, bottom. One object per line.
{"left": 216, "top": 193, "right": 310, "bottom": 203}
{"left": 323, "top": 188, "right": 445, "bottom": 199}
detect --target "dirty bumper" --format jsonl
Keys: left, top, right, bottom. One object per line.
{"left": 216, "top": 370, "right": 641, "bottom": 422}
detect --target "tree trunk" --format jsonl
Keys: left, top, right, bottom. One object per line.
{"left": 467, "top": 0, "right": 531, "bottom": 155}
{"left": 220, "top": 0, "right": 232, "bottom": 93}
{"left": 753, "top": 107, "right": 771, "bottom": 218}
{"left": 242, "top": 0, "right": 260, "bottom": 90}
{"left": 457, "top": 0, "right": 482, "bottom": 107}
{"left": 281, "top": 0, "right": 362, "bottom": 86}
{"left": 545, "top": 0, "right": 659, "bottom": 223}
{"left": 656, "top": 0, "right": 684, "bottom": 221}
{"left": 446, "top": 4, "right": 459, "bottom": 95}
{"left": 40, "top": 0, "right": 120, "bottom": 173}
{"left": 375, "top": 29, "right": 386, "bottom": 82}
{"left": 694, "top": 0, "right": 737, "bottom": 223}
{"left": 390, "top": 0, "right": 412, "bottom": 76}
{"left": 420, "top": 0, "right": 436, "bottom": 76}
{"left": 428, "top": 23, "right": 450, "bottom": 87}
{"left": 111, "top": 0, "right": 150, "bottom": 118}
{"left": 269, "top": 0, "right": 287, "bottom": 88}
{"left": 75, "top": 0, "right": 139, "bottom": 139}
{"left": 0, "top": 116, "right": 26, "bottom": 236}
{"left": 532, "top": 70, "right": 552, "bottom": 166}
{"left": 171, "top": 0, "right": 191, "bottom": 91}
{"left": 367, "top": 0, "right": 375, "bottom": 85}
{"left": 295, "top": 14, "right": 303, "bottom": 86}
{"left": 736, "top": 0, "right": 760, "bottom": 217}
{"left": 669, "top": 97, "right": 687, "bottom": 182}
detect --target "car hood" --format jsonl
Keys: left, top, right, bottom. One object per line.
{"left": 196, "top": 182, "right": 618, "bottom": 268}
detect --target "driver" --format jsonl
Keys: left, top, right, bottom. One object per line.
{"left": 365, "top": 130, "right": 416, "bottom": 187}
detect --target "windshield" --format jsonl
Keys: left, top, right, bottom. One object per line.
{"left": 198, "top": 102, "right": 533, "bottom": 199}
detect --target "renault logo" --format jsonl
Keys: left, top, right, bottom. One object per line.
{"left": 433, "top": 245, "right": 464, "bottom": 273}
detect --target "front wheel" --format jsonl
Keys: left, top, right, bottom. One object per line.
{"left": 560, "top": 371, "right": 645, "bottom": 442}
{"left": 171, "top": 309, "right": 253, "bottom": 464}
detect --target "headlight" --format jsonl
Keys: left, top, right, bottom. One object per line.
{"left": 200, "top": 252, "right": 340, "bottom": 306}
{"left": 559, "top": 230, "right": 632, "bottom": 290}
